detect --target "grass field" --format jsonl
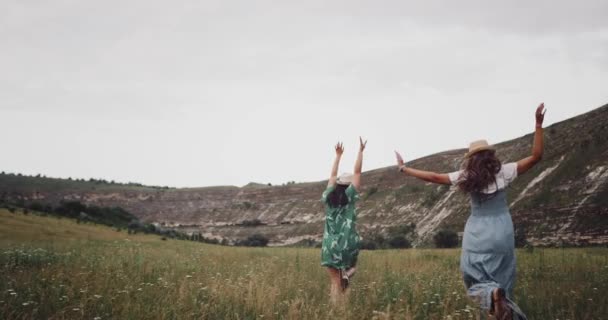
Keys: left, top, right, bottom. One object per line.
{"left": 1, "top": 209, "right": 607, "bottom": 320}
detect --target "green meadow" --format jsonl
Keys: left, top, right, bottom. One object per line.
{"left": 1, "top": 209, "right": 606, "bottom": 320}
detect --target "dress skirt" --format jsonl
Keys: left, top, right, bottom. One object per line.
{"left": 460, "top": 191, "right": 527, "bottom": 319}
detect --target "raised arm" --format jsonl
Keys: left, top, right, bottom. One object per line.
{"left": 328, "top": 142, "right": 344, "bottom": 187}
{"left": 516, "top": 103, "right": 546, "bottom": 175}
{"left": 395, "top": 151, "right": 451, "bottom": 185}
{"left": 351, "top": 137, "right": 367, "bottom": 191}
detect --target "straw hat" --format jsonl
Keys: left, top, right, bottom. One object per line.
{"left": 337, "top": 173, "right": 353, "bottom": 185}
{"left": 465, "top": 140, "right": 495, "bottom": 158}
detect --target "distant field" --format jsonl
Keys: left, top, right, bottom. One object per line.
{"left": 1, "top": 209, "right": 607, "bottom": 320}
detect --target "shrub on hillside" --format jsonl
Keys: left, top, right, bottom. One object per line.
{"left": 360, "top": 227, "right": 416, "bottom": 250}
{"left": 236, "top": 234, "right": 269, "bottom": 247}
{"left": 360, "top": 239, "right": 378, "bottom": 250}
{"left": 433, "top": 229, "right": 459, "bottom": 248}
{"left": 367, "top": 234, "right": 387, "bottom": 249}
{"left": 514, "top": 225, "right": 528, "bottom": 248}
{"left": 28, "top": 202, "right": 45, "bottom": 212}
{"left": 55, "top": 201, "right": 87, "bottom": 219}
{"left": 240, "top": 219, "right": 264, "bottom": 226}
{"left": 388, "top": 223, "right": 416, "bottom": 237}
{"left": 52, "top": 201, "right": 137, "bottom": 228}
{"left": 388, "top": 235, "right": 412, "bottom": 249}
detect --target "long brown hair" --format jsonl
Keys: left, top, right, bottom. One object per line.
{"left": 457, "top": 150, "right": 502, "bottom": 200}
{"left": 327, "top": 184, "right": 350, "bottom": 208}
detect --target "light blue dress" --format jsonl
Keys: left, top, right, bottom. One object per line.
{"left": 451, "top": 163, "right": 527, "bottom": 319}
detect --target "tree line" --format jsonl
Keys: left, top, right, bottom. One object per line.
{"left": 0, "top": 171, "right": 173, "bottom": 190}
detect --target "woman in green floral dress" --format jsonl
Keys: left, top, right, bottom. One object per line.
{"left": 321, "top": 137, "right": 366, "bottom": 303}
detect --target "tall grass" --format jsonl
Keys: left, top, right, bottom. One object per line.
{"left": 1, "top": 209, "right": 606, "bottom": 319}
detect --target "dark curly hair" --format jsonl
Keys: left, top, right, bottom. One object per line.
{"left": 457, "top": 150, "right": 502, "bottom": 200}
{"left": 327, "top": 184, "right": 350, "bottom": 208}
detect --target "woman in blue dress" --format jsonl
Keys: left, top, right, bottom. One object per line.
{"left": 394, "top": 104, "right": 546, "bottom": 319}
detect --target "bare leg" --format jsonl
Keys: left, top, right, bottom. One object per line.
{"left": 345, "top": 266, "right": 357, "bottom": 278}
{"left": 492, "top": 288, "right": 513, "bottom": 320}
{"left": 327, "top": 268, "right": 342, "bottom": 305}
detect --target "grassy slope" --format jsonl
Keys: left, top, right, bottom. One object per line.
{"left": 3, "top": 106, "right": 607, "bottom": 248}
{"left": 0, "top": 210, "right": 156, "bottom": 246}
{"left": 1, "top": 210, "right": 608, "bottom": 319}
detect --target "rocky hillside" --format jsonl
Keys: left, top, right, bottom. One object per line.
{"left": 2, "top": 104, "right": 607, "bottom": 246}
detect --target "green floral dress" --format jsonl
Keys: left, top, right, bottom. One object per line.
{"left": 321, "top": 184, "right": 360, "bottom": 270}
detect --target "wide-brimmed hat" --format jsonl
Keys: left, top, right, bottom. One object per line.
{"left": 465, "top": 140, "right": 495, "bottom": 158}
{"left": 337, "top": 173, "right": 353, "bottom": 185}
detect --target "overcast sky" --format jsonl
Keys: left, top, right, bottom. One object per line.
{"left": 1, "top": 0, "right": 607, "bottom": 188}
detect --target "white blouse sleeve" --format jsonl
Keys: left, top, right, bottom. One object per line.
{"left": 448, "top": 170, "right": 463, "bottom": 185}
{"left": 502, "top": 163, "right": 518, "bottom": 187}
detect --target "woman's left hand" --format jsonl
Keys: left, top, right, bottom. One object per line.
{"left": 359, "top": 136, "right": 367, "bottom": 152}
{"left": 395, "top": 151, "right": 405, "bottom": 167}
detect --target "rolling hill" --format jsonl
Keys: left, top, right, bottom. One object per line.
{"left": 2, "top": 104, "right": 607, "bottom": 246}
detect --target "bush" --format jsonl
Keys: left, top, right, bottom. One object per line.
{"left": 237, "top": 234, "right": 269, "bottom": 247}
{"left": 388, "top": 223, "right": 416, "bottom": 237}
{"left": 53, "top": 201, "right": 137, "bottom": 228}
{"left": 55, "top": 201, "right": 87, "bottom": 219}
{"left": 128, "top": 221, "right": 144, "bottom": 234}
{"left": 28, "top": 202, "right": 45, "bottom": 212}
{"left": 368, "top": 234, "right": 387, "bottom": 249}
{"left": 433, "top": 229, "right": 459, "bottom": 248}
{"left": 388, "top": 235, "right": 412, "bottom": 249}
{"left": 144, "top": 223, "right": 157, "bottom": 234}
{"left": 240, "top": 219, "right": 264, "bottom": 226}
{"left": 514, "top": 225, "right": 528, "bottom": 248}
{"left": 248, "top": 234, "right": 269, "bottom": 247}
{"left": 360, "top": 239, "right": 378, "bottom": 250}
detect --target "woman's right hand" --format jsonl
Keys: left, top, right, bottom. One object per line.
{"left": 536, "top": 103, "right": 546, "bottom": 127}
{"left": 335, "top": 142, "right": 344, "bottom": 156}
